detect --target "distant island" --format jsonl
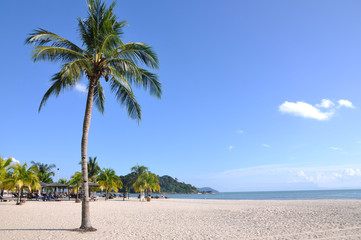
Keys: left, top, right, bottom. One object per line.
{"left": 120, "top": 174, "right": 199, "bottom": 194}
{"left": 197, "top": 187, "right": 219, "bottom": 194}
{"left": 120, "top": 172, "right": 219, "bottom": 194}
{"left": 158, "top": 175, "right": 199, "bottom": 193}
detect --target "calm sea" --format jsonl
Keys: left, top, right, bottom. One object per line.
{"left": 160, "top": 189, "right": 361, "bottom": 200}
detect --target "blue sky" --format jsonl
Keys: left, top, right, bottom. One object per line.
{"left": 2, "top": 0, "right": 361, "bottom": 192}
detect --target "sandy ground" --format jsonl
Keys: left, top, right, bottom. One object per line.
{"left": 1, "top": 198, "right": 361, "bottom": 240}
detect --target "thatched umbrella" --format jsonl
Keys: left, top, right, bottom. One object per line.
{"left": 46, "top": 182, "right": 69, "bottom": 193}
{"left": 88, "top": 182, "right": 100, "bottom": 187}
{"left": 39, "top": 182, "right": 49, "bottom": 194}
{"left": 39, "top": 182, "right": 49, "bottom": 187}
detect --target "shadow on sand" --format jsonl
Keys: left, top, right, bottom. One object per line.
{"left": 0, "top": 229, "right": 73, "bottom": 231}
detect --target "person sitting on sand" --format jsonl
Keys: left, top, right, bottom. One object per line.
{"left": 36, "top": 193, "right": 43, "bottom": 201}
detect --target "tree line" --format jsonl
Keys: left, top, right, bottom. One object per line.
{"left": 0, "top": 156, "right": 163, "bottom": 203}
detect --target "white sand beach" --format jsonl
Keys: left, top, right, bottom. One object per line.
{"left": 1, "top": 198, "right": 361, "bottom": 240}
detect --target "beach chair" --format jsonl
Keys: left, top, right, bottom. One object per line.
{"left": 0, "top": 195, "right": 12, "bottom": 202}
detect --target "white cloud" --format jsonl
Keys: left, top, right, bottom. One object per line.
{"left": 262, "top": 144, "right": 270, "bottom": 148}
{"left": 330, "top": 146, "right": 341, "bottom": 151}
{"left": 236, "top": 130, "right": 244, "bottom": 134}
{"left": 338, "top": 99, "right": 354, "bottom": 108}
{"left": 228, "top": 145, "right": 234, "bottom": 150}
{"left": 279, "top": 101, "right": 333, "bottom": 120}
{"left": 316, "top": 99, "right": 334, "bottom": 109}
{"left": 74, "top": 83, "right": 87, "bottom": 93}
{"left": 279, "top": 99, "right": 354, "bottom": 120}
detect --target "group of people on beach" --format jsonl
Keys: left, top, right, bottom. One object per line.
{"left": 27, "top": 192, "right": 66, "bottom": 201}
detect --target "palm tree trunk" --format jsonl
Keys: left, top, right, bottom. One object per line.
{"left": 17, "top": 187, "right": 21, "bottom": 204}
{"left": 20, "top": 186, "right": 23, "bottom": 202}
{"left": 76, "top": 184, "right": 79, "bottom": 200}
{"left": 80, "top": 78, "right": 96, "bottom": 231}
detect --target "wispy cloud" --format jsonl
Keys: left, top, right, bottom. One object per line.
{"left": 262, "top": 144, "right": 270, "bottom": 148}
{"left": 74, "top": 83, "right": 87, "bottom": 93}
{"left": 236, "top": 130, "right": 244, "bottom": 134}
{"left": 296, "top": 167, "right": 361, "bottom": 187}
{"left": 228, "top": 145, "right": 234, "bottom": 150}
{"left": 330, "top": 146, "right": 342, "bottom": 151}
{"left": 279, "top": 99, "right": 354, "bottom": 120}
{"left": 338, "top": 99, "right": 354, "bottom": 108}
{"left": 191, "top": 163, "right": 361, "bottom": 192}
{"left": 316, "top": 99, "right": 334, "bottom": 109}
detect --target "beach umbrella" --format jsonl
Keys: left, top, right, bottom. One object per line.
{"left": 88, "top": 182, "right": 100, "bottom": 187}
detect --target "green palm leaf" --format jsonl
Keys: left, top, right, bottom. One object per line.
{"left": 109, "top": 77, "right": 141, "bottom": 121}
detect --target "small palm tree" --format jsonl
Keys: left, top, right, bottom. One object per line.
{"left": 130, "top": 164, "right": 148, "bottom": 187}
{"left": 97, "top": 168, "right": 122, "bottom": 200}
{"left": 4, "top": 163, "right": 40, "bottom": 205}
{"left": 31, "top": 161, "right": 56, "bottom": 183}
{"left": 78, "top": 156, "right": 101, "bottom": 182}
{"left": 144, "top": 173, "right": 161, "bottom": 195}
{"left": 26, "top": 0, "right": 161, "bottom": 230}
{"left": 0, "top": 157, "right": 12, "bottom": 196}
{"left": 58, "top": 178, "right": 69, "bottom": 185}
{"left": 88, "top": 157, "right": 101, "bottom": 182}
{"left": 133, "top": 172, "right": 160, "bottom": 199}
{"left": 69, "top": 172, "right": 82, "bottom": 201}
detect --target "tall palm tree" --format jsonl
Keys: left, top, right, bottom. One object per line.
{"left": 4, "top": 163, "right": 40, "bottom": 205}
{"left": 70, "top": 172, "right": 82, "bottom": 201}
{"left": 31, "top": 161, "right": 56, "bottom": 183}
{"left": 0, "top": 157, "right": 12, "bottom": 196}
{"left": 26, "top": 0, "right": 161, "bottom": 231}
{"left": 97, "top": 168, "right": 122, "bottom": 200}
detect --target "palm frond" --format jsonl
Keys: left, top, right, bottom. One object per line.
{"left": 107, "top": 58, "right": 142, "bottom": 80}
{"left": 138, "top": 68, "right": 162, "bottom": 98}
{"left": 93, "top": 80, "right": 105, "bottom": 114}
{"left": 107, "top": 59, "right": 161, "bottom": 98}
{"left": 99, "top": 33, "right": 123, "bottom": 56}
{"left": 113, "top": 42, "right": 159, "bottom": 69}
{"left": 26, "top": 28, "right": 83, "bottom": 53}
{"left": 109, "top": 77, "right": 141, "bottom": 121}
{"left": 31, "top": 46, "right": 85, "bottom": 63}
{"left": 38, "top": 74, "right": 64, "bottom": 112}
{"left": 38, "top": 59, "right": 88, "bottom": 111}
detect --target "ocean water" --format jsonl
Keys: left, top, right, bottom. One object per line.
{"left": 161, "top": 189, "right": 361, "bottom": 200}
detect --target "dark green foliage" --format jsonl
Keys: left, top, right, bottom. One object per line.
{"left": 120, "top": 173, "right": 198, "bottom": 194}
{"left": 158, "top": 175, "right": 198, "bottom": 194}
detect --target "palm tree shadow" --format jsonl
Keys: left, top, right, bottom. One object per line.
{"left": 0, "top": 229, "right": 73, "bottom": 231}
